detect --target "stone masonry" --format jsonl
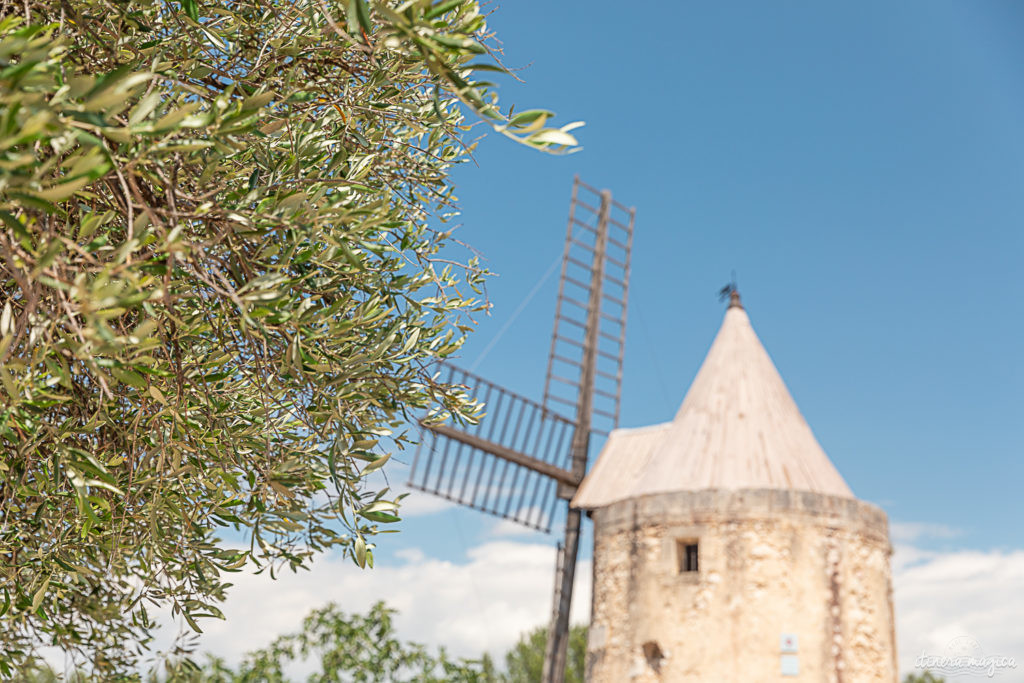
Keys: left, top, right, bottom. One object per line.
{"left": 586, "top": 489, "right": 897, "bottom": 682}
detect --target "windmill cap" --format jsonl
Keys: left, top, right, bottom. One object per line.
{"left": 572, "top": 300, "right": 854, "bottom": 509}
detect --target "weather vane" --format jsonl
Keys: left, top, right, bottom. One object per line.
{"left": 718, "top": 270, "right": 738, "bottom": 302}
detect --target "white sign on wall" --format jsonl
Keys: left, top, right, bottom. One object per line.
{"left": 781, "top": 633, "right": 799, "bottom": 676}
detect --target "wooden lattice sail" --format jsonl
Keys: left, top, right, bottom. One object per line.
{"left": 407, "top": 177, "right": 635, "bottom": 683}
{"left": 409, "top": 366, "right": 575, "bottom": 532}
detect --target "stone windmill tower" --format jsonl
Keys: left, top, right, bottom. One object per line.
{"left": 572, "top": 291, "right": 897, "bottom": 682}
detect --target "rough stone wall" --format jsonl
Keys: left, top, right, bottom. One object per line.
{"left": 586, "top": 489, "right": 896, "bottom": 682}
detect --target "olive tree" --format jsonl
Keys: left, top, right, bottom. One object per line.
{"left": 902, "top": 674, "right": 946, "bottom": 683}
{"left": 187, "top": 606, "right": 583, "bottom": 683}
{"left": 193, "top": 602, "right": 498, "bottom": 682}
{"left": 0, "top": 0, "right": 578, "bottom": 675}
{"left": 500, "top": 625, "right": 586, "bottom": 683}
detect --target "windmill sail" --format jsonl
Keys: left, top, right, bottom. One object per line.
{"left": 406, "top": 178, "right": 635, "bottom": 683}
{"left": 408, "top": 365, "right": 575, "bottom": 532}
{"left": 543, "top": 178, "right": 635, "bottom": 438}
{"left": 408, "top": 178, "right": 633, "bottom": 532}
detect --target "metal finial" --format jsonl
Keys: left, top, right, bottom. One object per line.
{"left": 718, "top": 272, "right": 741, "bottom": 309}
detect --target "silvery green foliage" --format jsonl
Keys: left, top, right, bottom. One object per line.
{"left": 0, "top": 0, "right": 578, "bottom": 675}
{"left": 193, "top": 602, "right": 498, "bottom": 682}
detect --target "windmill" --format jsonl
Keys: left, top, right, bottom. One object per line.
{"left": 408, "top": 176, "right": 635, "bottom": 683}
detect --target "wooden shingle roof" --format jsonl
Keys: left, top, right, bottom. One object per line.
{"left": 572, "top": 296, "right": 853, "bottom": 509}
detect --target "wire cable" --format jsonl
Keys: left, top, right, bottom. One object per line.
{"left": 469, "top": 252, "right": 563, "bottom": 372}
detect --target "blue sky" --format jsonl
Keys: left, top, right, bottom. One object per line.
{"left": 441, "top": 0, "right": 1024, "bottom": 550}
{"left": 179, "top": 2, "right": 1024, "bottom": 677}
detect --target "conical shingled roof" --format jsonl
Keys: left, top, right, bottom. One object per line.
{"left": 572, "top": 294, "right": 853, "bottom": 509}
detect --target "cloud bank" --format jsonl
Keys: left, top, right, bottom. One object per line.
{"left": 159, "top": 517, "right": 1022, "bottom": 681}
{"left": 178, "top": 536, "right": 590, "bottom": 669}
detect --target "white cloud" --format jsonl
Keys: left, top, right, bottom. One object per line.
{"left": 894, "top": 544, "right": 1024, "bottom": 680}
{"left": 491, "top": 507, "right": 549, "bottom": 538}
{"left": 491, "top": 519, "right": 545, "bottom": 538}
{"left": 394, "top": 487, "right": 457, "bottom": 516}
{"left": 366, "top": 457, "right": 457, "bottom": 518}
{"left": 142, "top": 514, "right": 1023, "bottom": 683}
{"left": 181, "top": 540, "right": 590, "bottom": 669}
{"left": 890, "top": 521, "right": 963, "bottom": 544}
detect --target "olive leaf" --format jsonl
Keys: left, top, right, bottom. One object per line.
{"left": 0, "top": 0, "right": 576, "bottom": 675}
